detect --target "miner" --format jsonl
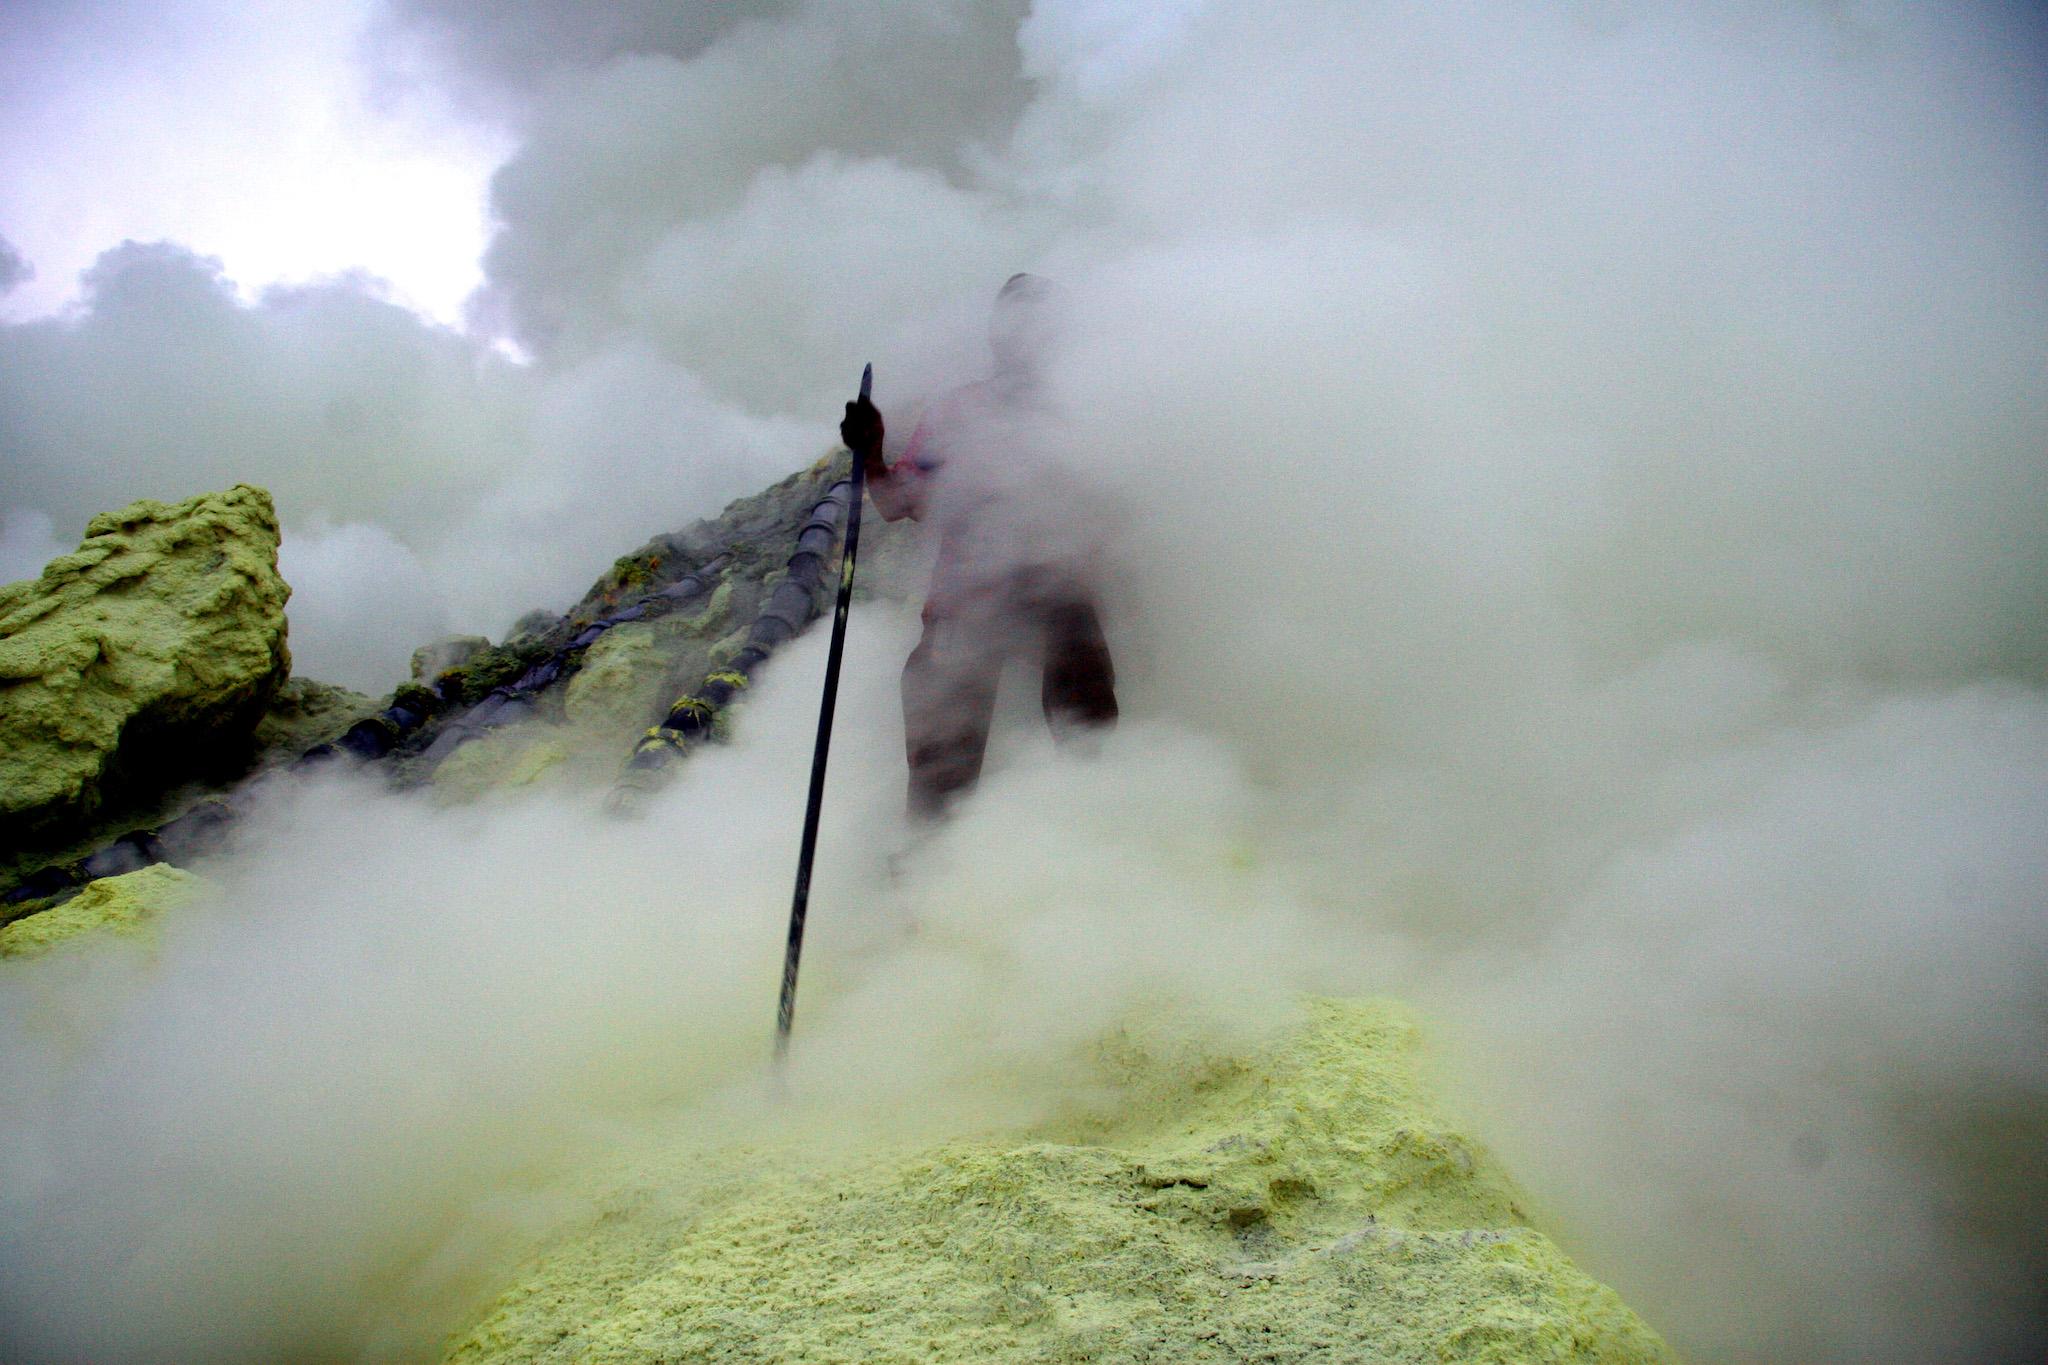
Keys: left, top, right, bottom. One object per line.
{"left": 839, "top": 274, "right": 1118, "bottom": 818}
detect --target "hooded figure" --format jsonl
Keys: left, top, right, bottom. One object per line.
{"left": 841, "top": 274, "right": 1118, "bottom": 819}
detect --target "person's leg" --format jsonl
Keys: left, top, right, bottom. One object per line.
{"left": 901, "top": 610, "right": 1001, "bottom": 820}
{"left": 1040, "top": 593, "right": 1118, "bottom": 741}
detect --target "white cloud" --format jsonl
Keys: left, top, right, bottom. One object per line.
{"left": 0, "top": 0, "right": 504, "bottom": 325}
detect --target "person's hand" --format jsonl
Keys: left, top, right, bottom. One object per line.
{"left": 841, "top": 394, "right": 884, "bottom": 461}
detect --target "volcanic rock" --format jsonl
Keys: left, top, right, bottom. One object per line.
{"left": 0, "top": 485, "right": 290, "bottom": 850}
{"left": 442, "top": 999, "right": 1675, "bottom": 1364}
{"left": 412, "top": 635, "right": 492, "bottom": 683}
{"left": 0, "top": 863, "right": 201, "bottom": 959}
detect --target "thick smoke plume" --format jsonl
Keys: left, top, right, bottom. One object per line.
{"left": 2, "top": 2, "right": 2045, "bottom": 1362}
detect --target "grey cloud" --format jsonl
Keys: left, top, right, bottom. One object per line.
{"left": 0, "top": 232, "right": 32, "bottom": 294}
{"left": 369, "top": 0, "right": 794, "bottom": 118}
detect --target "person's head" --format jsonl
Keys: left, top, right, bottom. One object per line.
{"left": 989, "top": 272, "right": 1058, "bottom": 377}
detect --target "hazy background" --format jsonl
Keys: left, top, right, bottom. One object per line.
{"left": 2, "top": 2, "right": 2045, "bottom": 1362}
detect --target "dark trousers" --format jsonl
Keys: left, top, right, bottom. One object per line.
{"left": 901, "top": 578, "right": 1117, "bottom": 819}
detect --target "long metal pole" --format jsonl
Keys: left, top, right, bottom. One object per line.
{"left": 775, "top": 363, "right": 871, "bottom": 1063}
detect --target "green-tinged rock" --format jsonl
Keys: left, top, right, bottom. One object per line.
{"left": 434, "top": 637, "right": 549, "bottom": 706}
{"left": 0, "top": 485, "right": 290, "bottom": 849}
{"left": 412, "top": 636, "right": 493, "bottom": 682}
{"left": 0, "top": 864, "right": 201, "bottom": 959}
{"left": 0, "top": 896, "right": 59, "bottom": 934}
{"left": 3, "top": 674, "right": 376, "bottom": 896}
{"left": 442, "top": 999, "right": 1675, "bottom": 1364}
{"left": 251, "top": 677, "right": 380, "bottom": 757}
{"left": 563, "top": 624, "right": 665, "bottom": 731}
{"left": 675, "top": 580, "right": 732, "bottom": 638}
{"left": 705, "top": 626, "right": 751, "bottom": 670}
{"left": 430, "top": 732, "right": 575, "bottom": 800}
{"left": 506, "top": 609, "right": 557, "bottom": 642}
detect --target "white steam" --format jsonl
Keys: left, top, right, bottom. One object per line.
{"left": 0, "top": 245, "right": 807, "bottom": 689}
{"left": 0, "top": 506, "right": 67, "bottom": 583}
{"left": 1, "top": 1, "right": 2044, "bottom": 1362}
{"left": 276, "top": 519, "right": 454, "bottom": 686}
{"left": 0, "top": 614, "right": 1329, "bottom": 1363}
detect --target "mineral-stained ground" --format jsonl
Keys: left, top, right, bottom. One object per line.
{"left": 443, "top": 999, "right": 1674, "bottom": 1365}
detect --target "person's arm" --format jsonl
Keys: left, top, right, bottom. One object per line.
{"left": 869, "top": 410, "right": 938, "bottom": 522}
{"left": 843, "top": 394, "right": 937, "bottom": 523}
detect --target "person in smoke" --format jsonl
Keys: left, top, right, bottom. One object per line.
{"left": 840, "top": 273, "right": 1118, "bottom": 819}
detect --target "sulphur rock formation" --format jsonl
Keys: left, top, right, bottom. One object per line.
{"left": 412, "top": 635, "right": 492, "bottom": 683}
{"left": 561, "top": 624, "right": 667, "bottom": 732}
{"left": 406, "top": 457, "right": 892, "bottom": 800}
{"left": 250, "top": 676, "right": 380, "bottom": 756}
{"left": 444, "top": 1000, "right": 1674, "bottom": 1363}
{"left": 0, "top": 863, "right": 201, "bottom": 959}
{"left": 0, "top": 485, "right": 291, "bottom": 849}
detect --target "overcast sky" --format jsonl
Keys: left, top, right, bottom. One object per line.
{"left": 0, "top": 0, "right": 504, "bottom": 324}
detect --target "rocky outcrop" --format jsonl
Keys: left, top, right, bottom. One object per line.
{"left": 0, "top": 456, "right": 901, "bottom": 897}
{"left": 0, "top": 485, "right": 291, "bottom": 851}
{"left": 411, "top": 635, "right": 492, "bottom": 683}
{"left": 1, "top": 675, "right": 380, "bottom": 905}
{"left": 385, "top": 454, "right": 916, "bottom": 801}
{"left": 0, "top": 863, "right": 201, "bottom": 959}
{"left": 250, "top": 677, "right": 381, "bottom": 756}
{"left": 442, "top": 999, "right": 1675, "bottom": 1364}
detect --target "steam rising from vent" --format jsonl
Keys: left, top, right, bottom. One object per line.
{"left": 1, "top": 2, "right": 2045, "bottom": 1363}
